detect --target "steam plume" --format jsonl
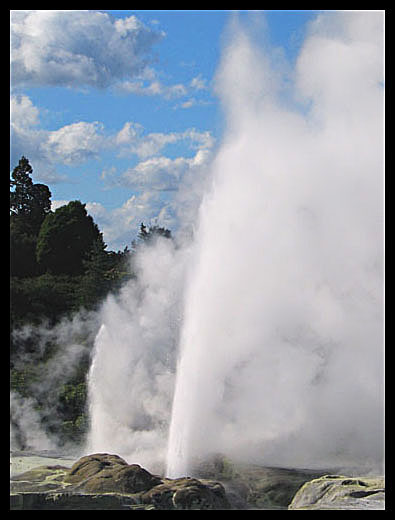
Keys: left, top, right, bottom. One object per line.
{"left": 166, "top": 11, "right": 384, "bottom": 476}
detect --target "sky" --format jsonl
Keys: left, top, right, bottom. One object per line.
{"left": 11, "top": 10, "right": 323, "bottom": 251}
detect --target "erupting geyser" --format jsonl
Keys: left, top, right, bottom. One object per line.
{"left": 166, "top": 13, "right": 384, "bottom": 477}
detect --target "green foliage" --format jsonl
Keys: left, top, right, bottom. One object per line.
{"left": 79, "top": 241, "right": 132, "bottom": 310}
{"left": 59, "top": 381, "right": 86, "bottom": 409}
{"left": 10, "top": 367, "right": 39, "bottom": 398}
{"left": 10, "top": 158, "right": 52, "bottom": 277}
{"left": 137, "top": 222, "right": 172, "bottom": 244}
{"left": 10, "top": 156, "right": 34, "bottom": 216}
{"left": 10, "top": 274, "right": 84, "bottom": 330}
{"left": 36, "top": 200, "right": 105, "bottom": 275}
{"left": 10, "top": 216, "right": 41, "bottom": 277}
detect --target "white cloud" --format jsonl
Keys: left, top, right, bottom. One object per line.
{"left": 190, "top": 74, "right": 207, "bottom": 91}
{"left": 86, "top": 192, "right": 177, "bottom": 251}
{"left": 114, "top": 121, "right": 144, "bottom": 146}
{"left": 181, "top": 128, "right": 215, "bottom": 150}
{"left": 117, "top": 67, "right": 210, "bottom": 103}
{"left": 11, "top": 94, "right": 215, "bottom": 189}
{"left": 121, "top": 156, "right": 189, "bottom": 191}
{"left": 10, "top": 94, "right": 51, "bottom": 174}
{"left": 11, "top": 95, "right": 108, "bottom": 180}
{"left": 51, "top": 200, "right": 70, "bottom": 211}
{"left": 120, "top": 146, "right": 213, "bottom": 192}
{"left": 11, "top": 93, "right": 215, "bottom": 194}
{"left": 118, "top": 78, "right": 188, "bottom": 99}
{"left": 10, "top": 10, "right": 164, "bottom": 88}
{"left": 10, "top": 94, "right": 39, "bottom": 128}
{"left": 115, "top": 124, "right": 179, "bottom": 159}
{"left": 115, "top": 123, "right": 215, "bottom": 159}
{"left": 45, "top": 121, "right": 106, "bottom": 164}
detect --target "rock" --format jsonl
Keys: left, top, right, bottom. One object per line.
{"left": 10, "top": 491, "right": 151, "bottom": 510}
{"left": 288, "top": 474, "right": 385, "bottom": 510}
{"left": 10, "top": 465, "right": 72, "bottom": 493}
{"left": 10, "top": 453, "right": 230, "bottom": 510}
{"left": 64, "top": 453, "right": 162, "bottom": 494}
{"left": 141, "top": 477, "right": 230, "bottom": 510}
{"left": 193, "top": 454, "right": 328, "bottom": 509}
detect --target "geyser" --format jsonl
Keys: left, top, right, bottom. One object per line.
{"left": 166, "top": 12, "right": 384, "bottom": 477}
{"left": 86, "top": 237, "right": 190, "bottom": 473}
{"left": 86, "top": 11, "right": 383, "bottom": 479}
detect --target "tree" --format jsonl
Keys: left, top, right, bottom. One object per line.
{"left": 78, "top": 238, "right": 113, "bottom": 309}
{"left": 137, "top": 222, "right": 172, "bottom": 244}
{"left": 10, "top": 157, "right": 52, "bottom": 234}
{"left": 10, "top": 156, "right": 34, "bottom": 216}
{"left": 10, "top": 218, "right": 40, "bottom": 277}
{"left": 10, "top": 158, "right": 52, "bottom": 276}
{"left": 36, "top": 201, "right": 106, "bottom": 275}
{"left": 29, "top": 183, "right": 52, "bottom": 231}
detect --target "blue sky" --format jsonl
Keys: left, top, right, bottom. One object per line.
{"left": 10, "top": 10, "right": 320, "bottom": 251}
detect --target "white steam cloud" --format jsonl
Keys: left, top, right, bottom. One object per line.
{"left": 166, "top": 11, "right": 384, "bottom": 476}
{"left": 83, "top": 11, "right": 383, "bottom": 477}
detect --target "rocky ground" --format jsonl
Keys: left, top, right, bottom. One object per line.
{"left": 10, "top": 450, "right": 75, "bottom": 478}
{"left": 10, "top": 452, "right": 385, "bottom": 510}
{"left": 288, "top": 474, "right": 385, "bottom": 510}
{"left": 10, "top": 453, "right": 230, "bottom": 510}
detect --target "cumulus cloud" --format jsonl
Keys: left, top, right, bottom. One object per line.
{"left": 115, "top": 123, "right": 215, "bottom": 159}
{"left": 11, "top": 10, "right": 164, "bottom": 89}
{"left": 120, "top": 148, "right": 212, "bottom": 190}
{"left": 11, "top": 93, "right": 214, "bottom": 172}
{"left": 45, "top": 121, "right": 106, "bottom": 164}
{"left": 10, "top": 94, "right": 47, "bottom": 167}
{"left": 121, "top": 157, "right": 190, "bottom": 191}
{"left": 11, "top": 95, "right": 108, "bottom": 181}
{"left": 10, "top": 93, "right": 39, "bottom": 128}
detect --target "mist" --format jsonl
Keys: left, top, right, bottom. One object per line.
{"left": 10, "top": 310, "right": 99, "bottom": 454}
{"left": 85, "top": 237, "right": 191, "bottom": 473}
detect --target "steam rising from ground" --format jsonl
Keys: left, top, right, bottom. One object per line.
{"left": 10, "top": 311, "right": 99, "bottom": 453}
{"left": 87, "top": 11, "right": 383, "bottom": 476}
{"left": 85, "top": 239, "right": 191, "bottom": 473}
